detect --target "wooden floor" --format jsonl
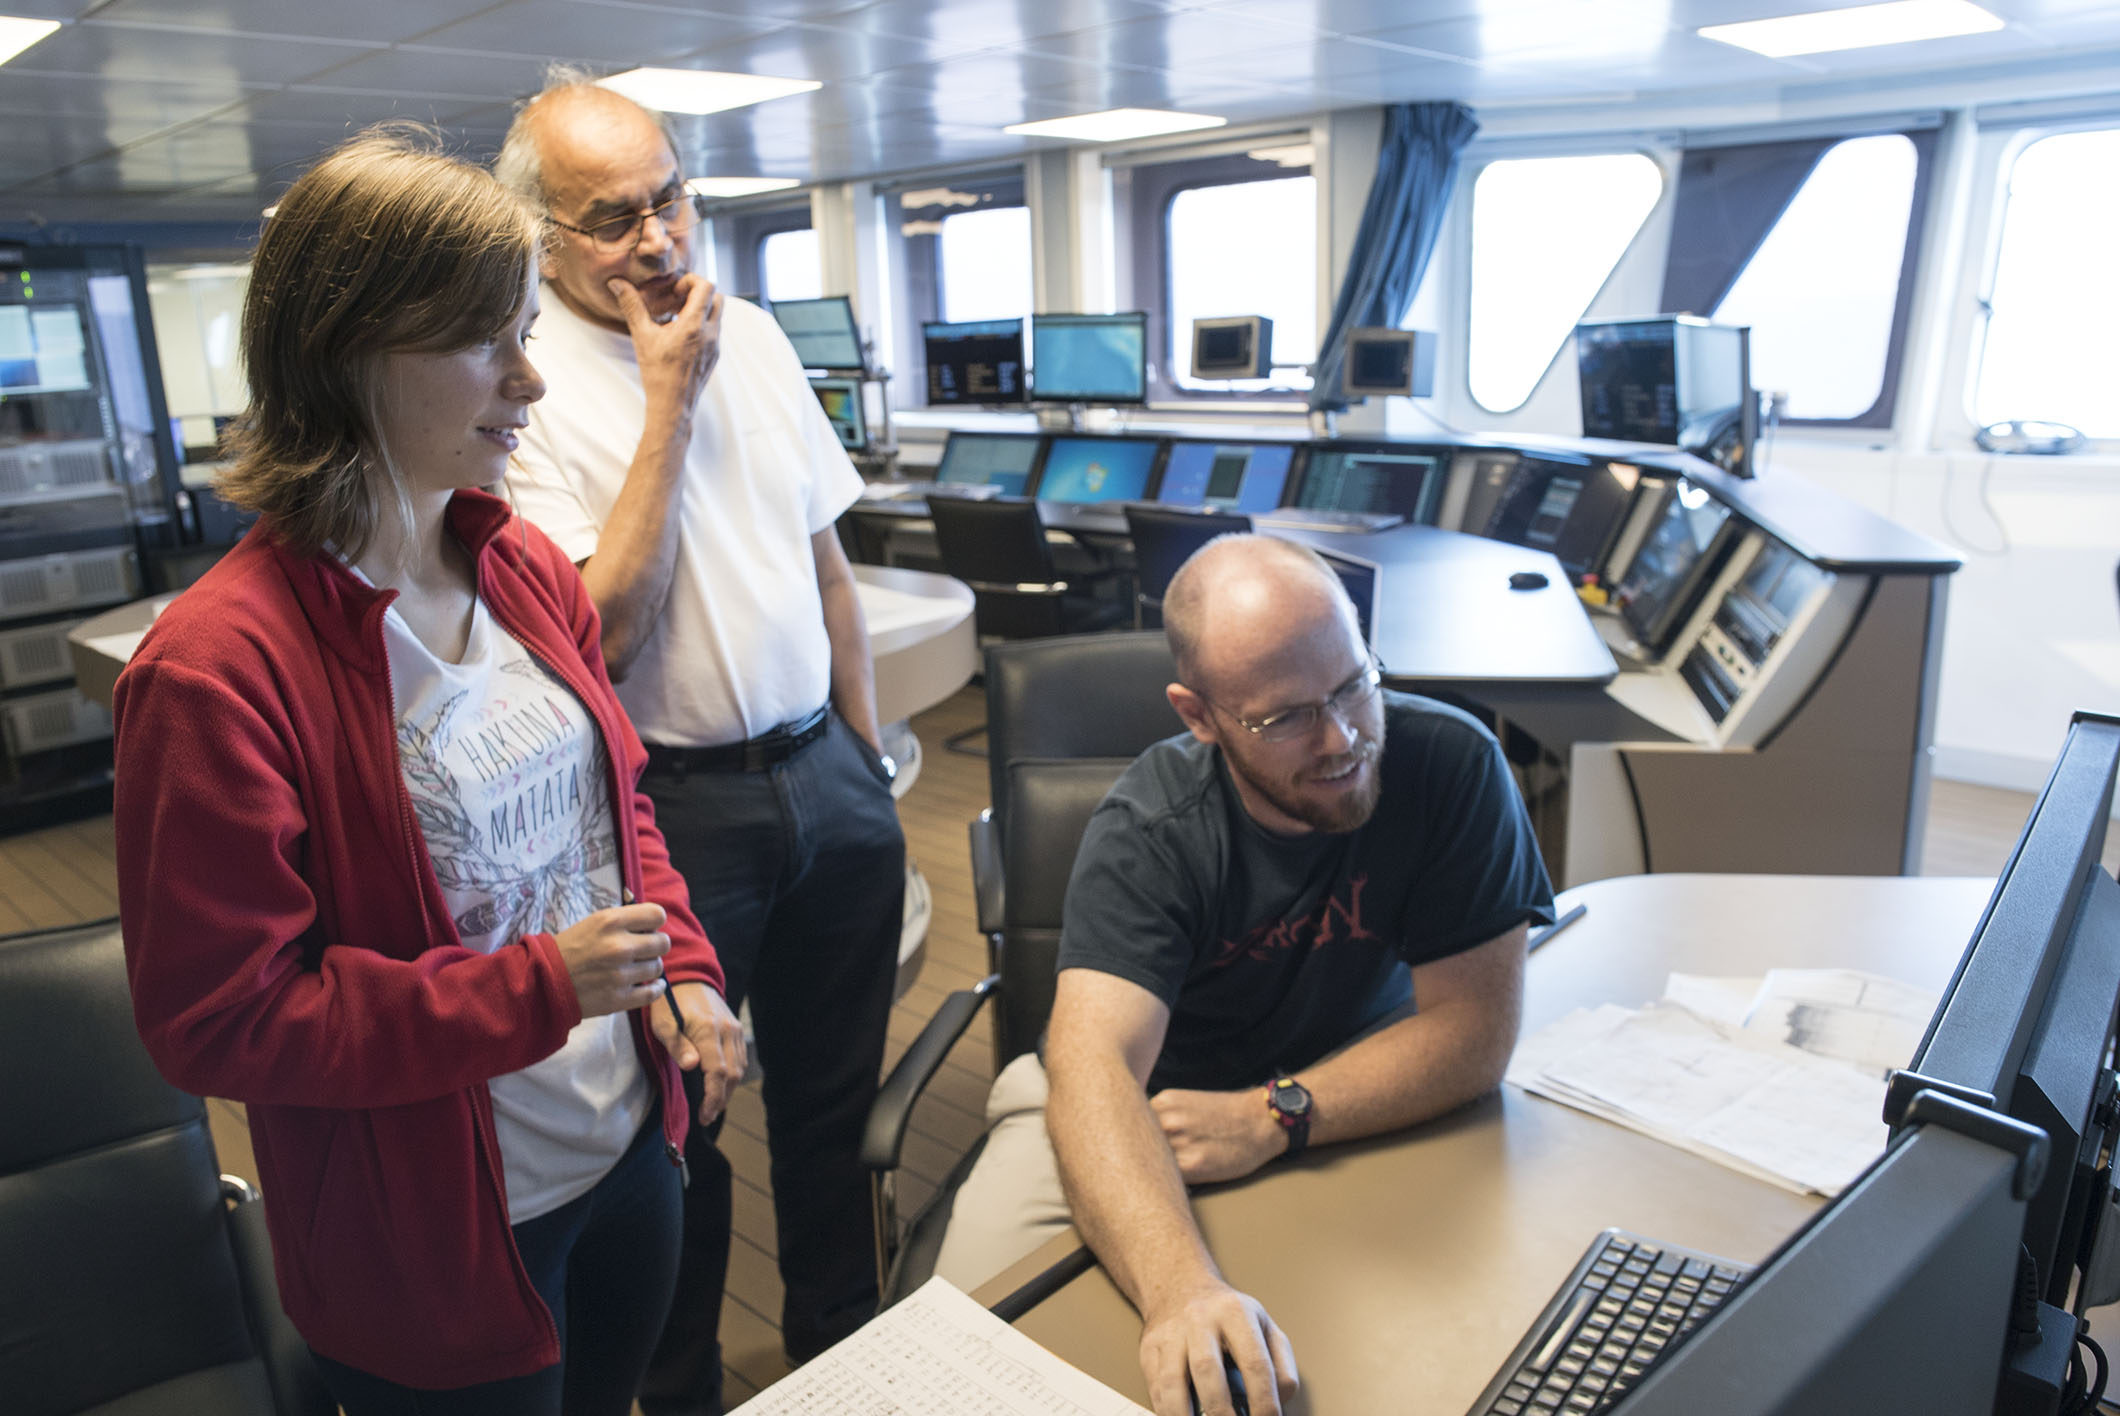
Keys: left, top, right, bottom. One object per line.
{"left": 5, "top": 691, "right": 2115, "bottom": 1404}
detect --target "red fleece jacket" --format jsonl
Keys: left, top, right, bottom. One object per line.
{"left": 113, "top": 489, "right": 721, "bottom": 1388}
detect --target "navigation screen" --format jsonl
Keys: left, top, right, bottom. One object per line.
{"left": 1579, "top": 322, "right": 1679, "bottom": 444}
{"left": 0, "top": 303, "right": 91, "bottom": 396}
{"left": 770, "top": 296, "right": 865, "bottom": 371}
{"left": 1030, "top": 312, "right": 1148, "bottom": 404}
{"left": 1296, "top": 446, "right": 1441, "bottom": 523}
{"left": 1035, "top": 436, "right": 1160, "bottom": 504}
{"left": 1616, "top": 479, "right": 1734, "bottom": 652}
{"left": 1482, "top": 456, "right": 1636, "bottom": 578}
{"left": 1156, "top": 441, "right": 1294, "bottom": 513}
{"left": 924, "top": 318, "right": 1027, "bottom": 405}
{"left": 934, "top": 432, "right": 1041, "bottom": 496}
{"left": 809, "top": 376, "right": 865, "bottom": 451}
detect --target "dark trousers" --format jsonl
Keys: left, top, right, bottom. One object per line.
{"left": 637, "top": 711, "right": 904, "bottom": 1416}
{"left": 311, "top": 1111, "right": 683, "bottom": 1415}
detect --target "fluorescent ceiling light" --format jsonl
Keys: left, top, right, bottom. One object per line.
{"left": 598, "top": 67, "right": 819, "bottom": 116}
{"left": 1004, "top": 108, "right": 1226, "bottom": 143}
{"left": 1699, "top": 0, "right": 2002, "bottom": 57}
{"left": 0, "top": 16, "right": 60, "bottom": 65}
{"left": 687, "top": 176, "right": 801, "bottom": 198}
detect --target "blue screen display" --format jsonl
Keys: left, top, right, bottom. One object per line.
{"left": 1031, "top": 314, "right": 1147, "bottom": 403}
{"left": 934, "top": 433, "right": 1042, "bottom": 495}
{"left": 1035, "top": 437, "right": 1160, "bottom": 504}
{"left": 1156, "top": 442, "right": 1294, "bottom": 513}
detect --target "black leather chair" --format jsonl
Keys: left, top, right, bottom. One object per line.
{"left": 0, "top": 919, "right": 331, "bottom": 1416}
{"left": 926, "top": 496, "right": 1126, "bottom": 642}
{"left": 862, "top": 633, "right": 1184, "bottom": 1302}
{"left": 1123, "top": 504, "right": 1251, "bottom": 628}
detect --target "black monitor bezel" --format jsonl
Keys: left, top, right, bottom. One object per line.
{"left": 921, "top": 316, "right": 1029, "bottom": 407}
{"left": 1614, "top": 478, "right": 1741, "bottom": 655}
{"left": 1029, "top": 311, "right": 1151, "bottom": 406}
{"left": 1029, "top": 433, "right": 1169, "bottom": 506}
{"left": 1294, "top": 438, "right": 1449, "bottom": 525}
{"left": 934, "top": 429, "right": 1047, "bottom": 496}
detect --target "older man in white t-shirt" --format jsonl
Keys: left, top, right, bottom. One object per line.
{"left": 499, "top": 76, "right": 904, "bottom": 1416}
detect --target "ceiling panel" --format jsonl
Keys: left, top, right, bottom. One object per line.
{"left": 6, "top": 23, "right": 375, "bottom": 87}
{"left": 682, "top": 22, "right": 981, "bottom": 82}
{"left": 290, "top": 46, "right": 573, "bottom": 102}
{"left": 237, "top": 88, "right": 500, "bottom": 128}
{"left": 409, "top": 1, "right": 792, "bottom": 65}
{"left": 84, "top": 0, "right": 501, "bottom": 46}
{"left": 807, "top": 0, "right": 1174, "bottom": 57}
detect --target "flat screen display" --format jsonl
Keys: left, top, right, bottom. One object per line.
{"left": 770, "top": 296, "right": 865, "bottom": 371}
{"left": 0, "top": 303, "right": 92, "bottom": 396}
{"left": 1034, "top": 436, "right": 1160, "bottom": 505}
{"left": 924, "top": 318, "right": 1027, "bottom": 405}
{"left": 1030, "top": 312, "right": 1148, "bottom": 404}
{"left": 1296, "top": 444, "right": 1442, "bottom": 523}
{"left": 809, "top": 376, "right": 865, "bottom": 452}
{"left": 1156, "top": 440, "right": 1296, "bottom": 513}
{"left": 934, "top": 431, "right": 1041, "bottom": 496}
{"left": 1615, "top": 479, "right": 1735, "bottom": 652}
{"left": 1481, "top": 455, "right": 1636, "bottom": 579}
{"left": 1578, "top": 321, "right": 1680, "bottom": 444}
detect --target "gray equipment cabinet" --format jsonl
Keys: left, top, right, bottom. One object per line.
{"left": 0, "top": 243, "right": 183, "bottom": 832}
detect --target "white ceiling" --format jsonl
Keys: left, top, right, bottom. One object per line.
{"left": 3, "top": 0, "right": 2119, "bottom": 224}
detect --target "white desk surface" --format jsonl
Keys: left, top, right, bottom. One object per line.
{"left": 1000, "top": 872, "right": 1999, "bottom": 1414}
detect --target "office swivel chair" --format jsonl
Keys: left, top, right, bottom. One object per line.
{"left": 0, "top": 919, "right": 332, "bottom": 1416}
{"left": 1123, "top": 504, "right": 1251, "bottom": 628}
{"left": 862, "top": 633, "right": 1183, "bottom": 1302}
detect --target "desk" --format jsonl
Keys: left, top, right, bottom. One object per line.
{"left": 991, "top": 872, "right": 1996, "bottom": 1414}
{"left": 846, "top": 496, "right": 1615, "bottom": 689}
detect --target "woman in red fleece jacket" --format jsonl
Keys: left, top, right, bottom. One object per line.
{"left": 113, "top": 128, "right": 746, "bottom": 1414}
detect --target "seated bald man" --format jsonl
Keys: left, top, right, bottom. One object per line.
{"left": 933, "top": 534, "right": 1555, "bottom": 1416}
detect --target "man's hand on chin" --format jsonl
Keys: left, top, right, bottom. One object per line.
{"left": 1151, "top": 1086, "right": 1289, "bottom": 1184}
{"left": 1138, "top": 1277, "right": 1299, "bottom": 1416}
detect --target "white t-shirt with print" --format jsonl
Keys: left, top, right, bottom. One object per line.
{"left": 379, "top": 590, "right": 651, "bottom": 1224}
{"left": 506, "top": 292, "right": 863, "bottom": 747}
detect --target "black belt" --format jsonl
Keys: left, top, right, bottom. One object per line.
{"left": 644, "top": 705, "right": 830, "bottom": 775}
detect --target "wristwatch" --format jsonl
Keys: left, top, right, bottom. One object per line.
{"left": 1265, "top": 1076, "right": 1312, "bottom": 1159}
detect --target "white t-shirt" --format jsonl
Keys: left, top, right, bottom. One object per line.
{"left": 506, "top": 292, "right": 864, "bottom": 747}
{"left": 377, "top": 589, "right": 651, "bottom": 1224}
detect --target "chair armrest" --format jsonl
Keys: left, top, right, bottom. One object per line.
{"left": 224, "top": 1179, "right": 335, "bottom": 1416}
{"left": 969, "top": 810, "right": 1004, "bottom": 938}
{"left": 861, "top": 974, "right": 999, "bottom": 1172}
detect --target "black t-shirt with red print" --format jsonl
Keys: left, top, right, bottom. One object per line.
{"left": 1057, "top": 693, "right": 1556, "bottom": 1095}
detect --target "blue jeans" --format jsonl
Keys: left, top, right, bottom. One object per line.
{"left": 311, "top": 1112, "right": 683, "bottom": 1415}
{"left": 638, "top": 711, "right": 904, "bottom": 1416}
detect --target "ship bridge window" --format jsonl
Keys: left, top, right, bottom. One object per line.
{"left": 1974, "top": 126, "right": 2120, "bottom": 440}
{"left": 1466, "top": 152, "right": 1664, "bottom": 414}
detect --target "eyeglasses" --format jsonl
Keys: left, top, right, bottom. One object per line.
{"left": 550, "top": 192, "right": 706, "bottom": 253}
{"left": 1212, "top": 652, "right": 1384, "bottom": 744}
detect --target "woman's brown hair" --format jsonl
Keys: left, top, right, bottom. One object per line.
{"left": 216, "top": 124, "right": 540, "bottom": 561}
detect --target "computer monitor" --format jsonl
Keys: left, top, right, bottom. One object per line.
{"left": 1029, "top": 312, "right": 1148, "bottom": 405}
{"left": 1577, "top": 316, "right": 1757, "bottom": 478}
{"left": 1033, "top": 435, "right": 1161, "bottom": 505}
{"left": 1191, "top": 316, "right": 1273, "bottom": 380}
{"left": 1341, "top": 327, "right": 1435, "bottom": 400}
{"left": 809, "top": 376, "right": 866, "bottom": 452}
{"left": 1608, "top": 712, "right": 2120, "bottom": 1415}
{"left": 1156, "top": 440, "right": 1297, "bottom": 514}
{"left": 1480, "top": 454, "right": 1638, "bottom": 581}
{"left": 770, "top": 295, "right": 865, "bottom": 372}
{"left": 1315, "top": 548, "right": 1377, "bottom": 645}
{"left": 0, "top": 302, "right": 92, "bottom": 396}
{"left": 1296, "top": 442, "right": 1444, "bottom": 524}
{"left": 933, "top": 431, "right": 1042, "bottom": 497}
{"left": 923, "top": 318, "right": 1028, "bottom": 405}
{"left": 1612, "top": 478, "right": 1737, "bottom": 654}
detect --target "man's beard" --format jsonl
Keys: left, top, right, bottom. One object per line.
{"left": 1227, "top": 732, "right": 1384, "bottom": 834}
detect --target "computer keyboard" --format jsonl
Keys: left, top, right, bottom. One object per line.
{"left": 1253, "top": 507, "right": 1404, "bottom": 533}
{"left": 870, "top": 478, "right": 1001, "bottom": 501}
{"left": 1464, "top": 1229, "right": 1748, "bottom": 1416}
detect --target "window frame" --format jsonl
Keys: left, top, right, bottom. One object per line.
{"left": 716, "top": 201, "right": 813, "bottom": 302}
{"left": 1118, "top": 149, "right": 1317, "bottom": 405}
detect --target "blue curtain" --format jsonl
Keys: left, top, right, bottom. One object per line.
{"left": 1309, "top": 102, "right": 1480, "bottom": 413}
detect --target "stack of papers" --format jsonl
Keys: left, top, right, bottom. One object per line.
{"left": 1507, "top": 969, "right": 1939, "bottom": 1197}
{"left": 733, "top": 1278, "right": 1149, "bottom": 1415}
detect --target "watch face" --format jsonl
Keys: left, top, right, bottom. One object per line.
{"left": 1271, "top": 1079, "right": 1312, "bottom": 1118}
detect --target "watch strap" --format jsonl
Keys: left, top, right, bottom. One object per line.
{"left": 1266, "top": 1076, "right": 1311, "bottom": 1159}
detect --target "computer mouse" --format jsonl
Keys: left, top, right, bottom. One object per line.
{"left": 1188, "top": 1354, "right": 1250, "bottom": 1416}
{"left": 1509, "top": 570, "right": 1549, "bottom": 590}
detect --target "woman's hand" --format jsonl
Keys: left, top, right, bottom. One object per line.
{"left": 650, "top": 982, "right": 750, "bottom": 1125}
{"left": 554, "top": 903, "right": 671, "bottom": 1017}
